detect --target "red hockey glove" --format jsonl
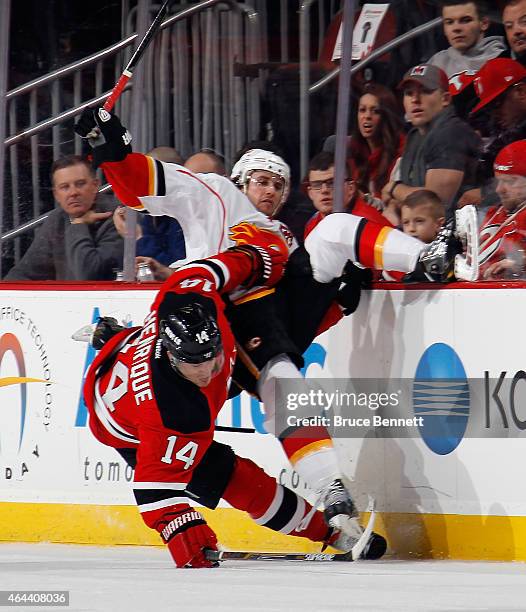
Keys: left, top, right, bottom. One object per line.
{"left": 74, "top": 107, "right": 132, "bottom": 168}
{"left": 157, "top": 505, "right": 218, "bottom": 568}
{"left": 227, "top": 242, "right": 287, "bottom": 290}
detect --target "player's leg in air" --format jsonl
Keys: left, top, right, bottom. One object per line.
{"left": 304, "top": 210, "right": 477, "bottom": 283}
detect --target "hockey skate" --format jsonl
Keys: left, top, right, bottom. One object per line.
{"left": 417, "top": 220, "right": 461, "bottom": 282}
{"left": 71, "top": 316, "right": 125, "bottom": 349}
{"left": 416, "top": 205, "right": 479, "bottom": 282}
{"left": 322, "top": 479, "right": 385, "bottom": 560}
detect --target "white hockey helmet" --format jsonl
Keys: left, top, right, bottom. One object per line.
{"left": 231, "top": 148, "right": 290, "bottom": 191}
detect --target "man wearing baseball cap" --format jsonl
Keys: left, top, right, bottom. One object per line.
{"left": 381, "top": 64, "right": 481, "bottom": 213}
{"left": 478, "top": 140, "right": 526, "bottom": 279}
{"left": 471, "top": 57, "right": 526, "bottom": 182}
{"left": 471, "top": 57, "right": 526, "bottom": 126}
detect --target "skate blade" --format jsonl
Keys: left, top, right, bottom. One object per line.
{"left": 454, "top": 205, "right": 479, "bottom": 281}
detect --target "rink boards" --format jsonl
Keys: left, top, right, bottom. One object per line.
{"left": 0, "top": 280, "right": 525, "bottom": 561}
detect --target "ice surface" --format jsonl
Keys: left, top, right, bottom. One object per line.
{"left": 1, "top": 543, "right": 525, "bottom": 612}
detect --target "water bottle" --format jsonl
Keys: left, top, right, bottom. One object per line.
{"left": 136, "top": 262, "right": 155, "bottom": 282}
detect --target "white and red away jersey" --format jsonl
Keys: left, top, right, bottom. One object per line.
{"left": 102, "top": 154, "right": 296, "bottom": 265}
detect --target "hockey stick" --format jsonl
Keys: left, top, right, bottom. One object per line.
{"left": 103, "top": 0, "right": 173, "bottom": 111}
{"left": 351, "top": 503, "right": 376, "bottom": 561}
{"left": 206, "top": 550, "right": 354, "bottom": 563}
{"left": 207, "top": 532, "right": 386, "bottom": 564}
{"left": 207, "top": 503, "right": 384, "bottom": 563}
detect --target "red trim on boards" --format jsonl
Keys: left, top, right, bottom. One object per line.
{"left": 0, "top": 281, "right": 161, "bottom": 291}
{"left": 0, "top": 280, "right": 525, "bottom": 292}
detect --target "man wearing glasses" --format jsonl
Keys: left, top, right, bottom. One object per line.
{"left": 304, "top": 151, "right": 393, "bottom": 238}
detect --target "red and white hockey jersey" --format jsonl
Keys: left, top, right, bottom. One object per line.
{"left": 479, "top": 205, "right": 526, "bottom": 275}
{"left": 101, "top": 153, "right": 297, "bottom": 265}
{"left": 83, "top": 250, "right": 270, "bottom": 518}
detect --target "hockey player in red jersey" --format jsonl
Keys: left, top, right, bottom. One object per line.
{"left": 83, "top": 245, "right": 363, "bottom": 568}
{"left": 74, "top": 108, "right": 451, "bottom": 559}
{"left": 478, "top": 140, "right": 526, "bottom": 279}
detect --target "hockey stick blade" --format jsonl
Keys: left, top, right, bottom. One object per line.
{"left": 206, "top": 550, "right": 353, "bottom": 563}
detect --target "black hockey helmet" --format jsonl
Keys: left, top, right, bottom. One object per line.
{"left": 159, "top": 302, "right": 222, "bottom": 365}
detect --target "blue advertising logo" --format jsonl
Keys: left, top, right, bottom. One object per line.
{"left": 413, "top": 343, "right": 470, "bottom": 455}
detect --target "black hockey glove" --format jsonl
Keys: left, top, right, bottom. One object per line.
{"left": 74, "top": 107, "right": 132, "bottom": 168}
{"left": 337, "top": 263, "right": 372, "bottom": 316}
{"left": 91, "top": 316, "right": 125, "bottom": 350}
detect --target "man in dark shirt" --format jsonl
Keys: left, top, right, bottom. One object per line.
{"left": 381, "top": 64, "right": 481, "bottom": 213}
{"left": 4, "top": 155, "right": 123, "bottom": 281}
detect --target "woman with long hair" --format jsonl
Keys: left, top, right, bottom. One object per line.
{"left": 350, "top": 82, "right": 405, "bottom": 197}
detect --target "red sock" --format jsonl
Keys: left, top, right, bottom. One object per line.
{"left": 223, "top": 455, "right": 329, "bottom": 543}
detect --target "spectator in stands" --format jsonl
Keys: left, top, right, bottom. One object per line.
{"left": 500, "top": 0, "right": 526, "bottom": 66}
{"left": 429, "top": 1, "right": 505, "bottom": 79}
{"left": 381, "top": 64, "right": 481, "bottom": 212}
{"left": 4, "top": 155, "right": 122, "bottom": 281}
{"left": 350, "top": 83, "right": 405, "bottom": 198}
{"left": 428, "top": 0, "right": 506, "bottom": 118}
{"left": 472, "top": 57, "right": 526, "bottom": 132}
{"left": 113, "top": 147, "right": 187, "bottom": 267}
{"left": 304, "top": 151, "right": 393, "bottom": 238}
{"left": 184, "top": 149, "right": 226, "bottom": 175}
{"left": 401, "top": 189, "right": 446, "bottom": 243}
{"left": 469, "top": 58, "right": 526, "bottom": 188}
{"left": 135, "top": 215, "right": 186, "bottom": 268}
{"left": 479, "top": 140, "right": 526, "bottom": 279}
